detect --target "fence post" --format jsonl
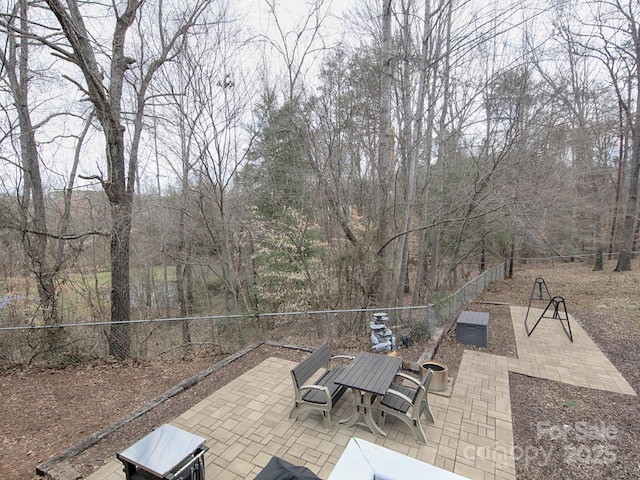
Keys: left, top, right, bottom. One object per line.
{"left": 326, "top": 312, "right": 331, "bottom": 344}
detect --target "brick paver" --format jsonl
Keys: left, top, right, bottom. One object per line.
{"left": 85, "top": 306, "right": 634, "bottom": 480}
{"left": 508, "top": 306, "right": 635, "bottom": 396}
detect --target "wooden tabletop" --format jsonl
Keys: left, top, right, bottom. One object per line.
{"left": 334, "top": 352, "right": 403, "bottom": 395}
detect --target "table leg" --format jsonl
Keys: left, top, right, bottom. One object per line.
{"left": 120, "top": 460, "right": 136, "bottom": 480}
{"left": 340, "top": 389, "right": 362, "bottom": 427}
{"left": 340, "top": 389, "right": 387, "bottom": 437}
{"left": 362, "top": 392, "right": 387, "bottom": 437}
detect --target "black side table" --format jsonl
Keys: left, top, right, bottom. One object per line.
{"left": 116, "top": 424, "right": 208, "bottom": 480}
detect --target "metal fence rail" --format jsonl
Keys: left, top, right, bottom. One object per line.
{"left": 0, "top": 263, "right": 505, "bottom": 365}
{"left": 515, "top": 251, "right": 640, "bottom": 267}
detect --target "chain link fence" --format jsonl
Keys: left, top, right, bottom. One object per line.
{"left": 0, "top": 263, "right": 506, "bottom": 365}
{"left": 515, "top": 251, "right": 639, "bottom": 267}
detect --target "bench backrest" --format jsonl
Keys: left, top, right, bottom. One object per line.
{"left": 415, "top": 368, "right": 433, "bottom": 402}
{"left": 291, "top": 343, "right": 332, "bottom": 388}
{"left": 415, "top": 369, "right": 433, "bottom": 418}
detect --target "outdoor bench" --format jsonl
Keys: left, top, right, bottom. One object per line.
{"left": 289, "top": 342, "right": 354, "bottom": 430}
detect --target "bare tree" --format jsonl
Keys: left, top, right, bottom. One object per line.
{"left": 40, "top": 0, "right": 221, "bottom": 357}
{"left": 394, "top": 0, "right": 426, "bottom": 300}
{"left": 0, "top": 0, "right": 99, "bottom": 360}
{"left": 0, "top": 2, "right": 70, "bottom": 344}
{"left": 261, "top": 0, "right": 333, "bottom": 101}
{"left": 571, "top": 0, "right": 640, "bottom": 271}
{"left": 1, "top": 1, "right": 60, "bottom": 338}
{"left": 601, "top": 1, "right": 640, "bottom": 271}
{"left": 373, "top": 0, "right": 394, "bottom": 304}
{"left": 164, "top": 31, "right": 257, "bottom": 314}
{"left": 302, "top": 47, "right": 378, "bottom": 306}
{"left": 538, "top": 8, "right": 622, "bottom": 270}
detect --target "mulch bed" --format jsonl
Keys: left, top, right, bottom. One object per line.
{"left": 507, "top": 303, "right": 640, "bottom": 480}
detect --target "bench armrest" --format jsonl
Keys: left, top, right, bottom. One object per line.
{"left": 298, "top": 383, "right": 333, "bottom": 408}
{"left": 299, "top": 384, "right": 331, "bottom": 400}
{"left": 394, "top": 372, "right": 420, "bottom": 387}
{"left": 328, "top": 354, "right": 354, "bottom": 370}
{"left": 384, "top": 387, "right": 414, "bottom": 405}
{"left": 332, "top": 355, "right": 355, "bottom": 361}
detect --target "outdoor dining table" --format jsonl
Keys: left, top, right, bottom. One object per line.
{"left": 334, "top": 352, "right": 403, "bottom": 437}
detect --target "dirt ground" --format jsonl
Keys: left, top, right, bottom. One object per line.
{"left": 2, "top": 259, "right": 639, "bottom": 480}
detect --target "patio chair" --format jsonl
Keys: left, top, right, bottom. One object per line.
{"left": 375, "top": 369, "right": 435, "bottom": 444}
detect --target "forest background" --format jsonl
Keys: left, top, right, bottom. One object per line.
{"left": 1, "top": 0, "right": 639, "bottom": 362}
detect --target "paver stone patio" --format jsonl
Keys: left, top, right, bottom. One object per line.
{"left": 84, "top": 306, "right": 634, "bottom": 480}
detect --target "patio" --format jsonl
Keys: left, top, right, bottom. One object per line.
{"left": 86, "top": 306, "right": 634, "bottom": 480}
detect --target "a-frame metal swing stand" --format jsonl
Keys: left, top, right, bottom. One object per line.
{"left": 524, "top": 277, "right": 573, "bottom": 342}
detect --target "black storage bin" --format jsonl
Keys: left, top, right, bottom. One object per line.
{"left": 456, "top": 311, "right": 489, "bottom": 347}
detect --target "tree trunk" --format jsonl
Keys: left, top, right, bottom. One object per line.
{"left": 608, "top": 103, "right": 627, "bottom": 257}
{"left": 508, "top": 239, "right": 515, "bottom": 279}
{"left": 614, "top": 135, "right": 640, "bottom": 272}
{"left": 4, "top": 1, "right": 65, "bottom": 354}
{"left": 593, "top": 211, "right": 604, "bottom": 271}
{"left": 177, "top": 108, "right": 192, "bottom": 346}
{"left": 412, "top": 26, "right": 439, "bottom": 304}
{"left": 594, "top": 248, "right": 604, "bottom": 271}
{"left": 181, "top": 264, "right": 193, "bottom": 347}
{"left": 426, "top": 0, "right": 453, "bottom": 297}
{"left": 108, "top": 200, "right": 132, "bottom": 359}
{"left": 396, "top": 0, "right": 432, "bottom": 302}
{"left": 614, "top": 116, "right": 640, "bottom": 271}
{"left": 373, "top": 0, "right": 395, "bottom": 304}
{"left": 612, "top": 2, "right": 640, "bottom": 271}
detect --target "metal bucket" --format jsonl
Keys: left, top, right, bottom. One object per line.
{"left": 420, "top": 361, "right": 448, "bottom": 392}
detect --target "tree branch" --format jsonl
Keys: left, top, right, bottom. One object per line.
{"left": 377, "top": 202, "right": 519, "bottom": 256}
{"left": 0, "top": 219, "right": 108, "bottom": 241}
